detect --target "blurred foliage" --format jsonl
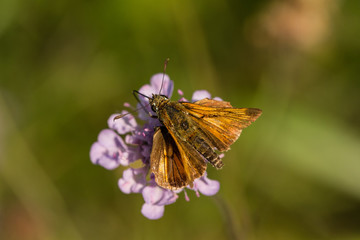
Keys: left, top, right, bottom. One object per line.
{"left": 1, "top": 0, "right": 360, "bottom": 239}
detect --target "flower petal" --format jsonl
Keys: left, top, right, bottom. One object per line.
{"left": 98, "top": 129, "right": 126, "bottom": 152}
{"left": 150, "top": 73, "right": 173, "bottom": 98}
{"left": 192, "top": 90, "right": 211, "bottom": 102}
{"left": 141, "top": 203, "right": 164, "bottom": 220}
{"left": 138, "top": 83, "right": 155, "bottom": 100}
{"left": 157, "top": 190, "right": 178, "bottom": 205}
{"left": 90, "top": 142, "right": 106, "bottom": 165}
{"left": 108, "top": 112, "right": 137, "bottom": 134}
{"left": 118, "top": 178, "right": 132, "bottom": 194}
{"left": 193, "top": 175, "right": 220, "bottom": 196}
{"left": 90, "top": 130, "right": 125, "bottom": 170}
{"left": 142, "top": 185, "right": 165, "bottom": 204}
{"left": 118, "top": 168, "right": 146, "bottom": 194}
{"left": 90, "top": 142, "right": 120, "bottom": 170}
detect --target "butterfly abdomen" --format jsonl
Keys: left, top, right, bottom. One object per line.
{"left": 187, "top": 133, "right": 224, "bottom": 169}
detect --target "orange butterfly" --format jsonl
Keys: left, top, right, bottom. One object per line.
{"left": 147, "top": 93, "right": 262, "bottom": 190}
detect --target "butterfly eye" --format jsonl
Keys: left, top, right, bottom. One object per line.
{"left": 151, "top": 103, "right": 157, "bottom": 112}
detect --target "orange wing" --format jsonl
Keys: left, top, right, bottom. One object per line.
{"left": 181, "top": 98, "right": 262, "bottom": 152}
{"left": 150, "top": 127, "right": 207, "bottom": 190}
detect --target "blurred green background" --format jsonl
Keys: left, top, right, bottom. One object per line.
{"left": 1, "top": 0, "right": 360, "bottom": 239}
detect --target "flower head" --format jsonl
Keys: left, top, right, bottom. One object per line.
{"left": 90, "top": 73, "right": 220, "bottom": 219}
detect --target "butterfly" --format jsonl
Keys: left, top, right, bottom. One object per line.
{"left": 115, "top": 60, "right": 262, "bottom": 190}
{"left": 145, "top": 92, "right": 262, "bottom": 190}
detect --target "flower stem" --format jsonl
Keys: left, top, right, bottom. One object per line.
{"left": 212, "top": 195, "right": 251, "bottom": 240}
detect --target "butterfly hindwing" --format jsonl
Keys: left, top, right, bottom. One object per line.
{"left": 150, "top": 126, "right": 207, "bottom": 190}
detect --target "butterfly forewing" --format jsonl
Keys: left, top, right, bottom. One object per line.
{"left": 181, "top": 98, "right": 262, "bottom": 151}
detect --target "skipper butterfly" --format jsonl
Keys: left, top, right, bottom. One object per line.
{"left": 117, "top": 60, "right": 262, "bottom": 190}
{"left": 148, "top": 94, "right": 261, "bottom": 190}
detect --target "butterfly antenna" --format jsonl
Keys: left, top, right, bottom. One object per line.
{"left": 159, "top": 58, "right": 170, "bottom": 95}
{"left": 114, "top": 90, "right": 152, "bottom": 121}
{"left": 133, "top": 90, "right": 151, "bottom": 101}
{"left": 132, "top": 90, "right": 154, "bottom": 117}
{"left": 113, "top": 105, "right": 148, "bottom": 121}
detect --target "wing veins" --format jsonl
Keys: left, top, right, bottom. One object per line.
{"left": 173, "top": 154, "right": 186, "bottom": 185}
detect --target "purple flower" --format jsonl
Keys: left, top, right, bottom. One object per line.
{"left": 90, "top": 129, "right": 131, "bottom": 169}
{"left": 118, "top": 167, "right": 147, "bottom": 194}
{"left": 90, "top": 111, "right": 142, "bottom": 169}
{"left": 141, "top": 179, "right": 179, "bottom": 219}
{"left": 192, "top": 172, "right": 220, "bottom": 196}
{"left": 90, "top": 73, "right": 221, "bottom": 219}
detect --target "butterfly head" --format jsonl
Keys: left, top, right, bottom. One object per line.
{"left": 149, "top": 94, "right": 169, "bottom": 113}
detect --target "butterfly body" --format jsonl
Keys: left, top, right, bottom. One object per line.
{"left": 148, "top": 94, "right": 262, "bottom": 190}
{"left": 151, "top": 94, "right": 223, "bottom": 166}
